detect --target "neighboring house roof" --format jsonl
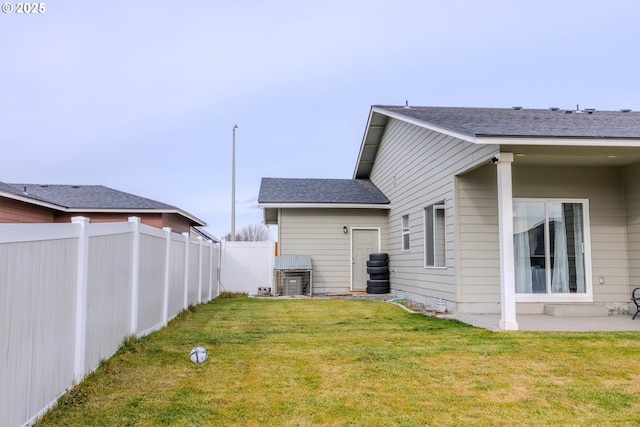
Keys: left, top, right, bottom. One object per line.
{"left": 258, "top": 178, "right": 390, "bottom": 224}
{"left": 355, "top": 105, "right": 640, "bottom": 179}
{"left": 0, "top": 181, "right": 206, "bottom": 226}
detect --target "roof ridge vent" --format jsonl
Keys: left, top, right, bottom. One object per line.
{"left": 549, "top": 107, "right": 559, "bottom": 111}
{"left": 621, "top": 109, "right": 632, "bottom": 113}
{"left": 512, "top": 106, "right": 522, "bottom": 110}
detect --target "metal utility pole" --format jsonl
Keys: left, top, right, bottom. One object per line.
{"left": 231, "top": 124, "right": 238, "bottom": 241}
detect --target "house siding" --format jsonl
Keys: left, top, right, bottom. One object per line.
{"left": 368, "top": 118, "right": 496, "bottom": 306}
{"left": 161, "top": 213, "right": 191, "bottom": 234}
{"left": 278, "top": 208, "right": 388, "bottom": 294}
{"left": 0, "top": 197, "right": 55, "bottom": 223}
{"left": 458, "top": 163, "right": 629, "bottom": 312}
{"left": 623, "top": 163, "right": 640, "bottom": 297}
{"left": 0, "top": 195, "right": 197, "bottom": 233}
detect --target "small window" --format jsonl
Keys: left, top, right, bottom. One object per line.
{"left": 401, "top": 215, "right": 410, "bottom": 251}
{"left": 425, "top": 203, "right": 446, "bottom": 267}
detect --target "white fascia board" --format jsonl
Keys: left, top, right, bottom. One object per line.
{"left": 258, "top": 203, "right": 391, "bottom": 210}
{"left": 370, "top": 106, "right": 477, "bottom": 144}
{"left": 476, "top": 136, "right": 640, "bottom": 147}
{"left": 0, "top": 190, "right": 65, "bottom": 210}
{"left": 353, "top": 108, "right": 380, "bottom": 178}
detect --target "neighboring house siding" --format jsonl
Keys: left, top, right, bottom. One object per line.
{"left": 162, "top": 213, "right": 191, "bottom": 234}
{"left": 54, "top": 212, "right": 165, "bottom": 229}
{"left": 457, "top": 164, "right": 629, "bottom": 312}
{"left": 279, "top": 208, "right": 388, "bottom": 294}
{"left": 368, "top": 118, "right": 496, "bottom": 305}
{"left": 623, "top": 163, "right": 640, "bottom": 296}
{"left": 0, "top": 197, "right": 54, "bottom": 223}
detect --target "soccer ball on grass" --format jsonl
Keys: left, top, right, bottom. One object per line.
{"left": 190, "top": 346, "right": 207, "bottom": 363}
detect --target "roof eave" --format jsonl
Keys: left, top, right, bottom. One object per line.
{"left": 353, "top": 106, "right": 478, "bottom": 179}
{"left": 353, "top": 107, "right": 382, "bottom": 179}
{"left": 259, "top": 202, "right": 391, "bottom": 210}
{"left": 372, "top": 106, "right": 477, "bottom": 143}
{"left": 0, "top": 190, "right": 66, "bottom": 211}
{"left": 477, "top": 135, "right": 640, "bottom": 146}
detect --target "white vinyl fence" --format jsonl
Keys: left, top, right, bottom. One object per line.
{"left": 219, "top": 240, "right": 275, "bottom": 295}
{"left": 0, "top": 217, "right": 220, "bottom": 427}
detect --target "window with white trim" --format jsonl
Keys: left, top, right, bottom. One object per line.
{"left": 401, "top": 214, "right": 410, "bottom": 251}
{"left": 513, "top": 199, "right": 588, "bottom": 294}
{"left": 425, "top": 203, "right": 446, "bottom": 267}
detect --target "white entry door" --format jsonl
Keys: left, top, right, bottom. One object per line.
{"left": 351, "top": 229, "right": 379, "bottom": 291}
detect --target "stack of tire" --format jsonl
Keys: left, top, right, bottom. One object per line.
{"left": 366, "top": 253, "right": 390, "bottom": 294}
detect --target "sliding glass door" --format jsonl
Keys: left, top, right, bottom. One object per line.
{"left": 513, "top": 200, "right": 588, "bottom": 296}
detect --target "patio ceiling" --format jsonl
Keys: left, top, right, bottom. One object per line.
{"left": 500, "top": 144, "right": 640, "bottom": 167}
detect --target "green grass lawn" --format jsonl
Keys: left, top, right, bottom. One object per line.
{"left": 37, "top": 295, "right": 640, "bottom": 426}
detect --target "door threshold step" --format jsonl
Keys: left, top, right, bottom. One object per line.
{"left": 543, "top": 304, "right": 609, "bottom": 317}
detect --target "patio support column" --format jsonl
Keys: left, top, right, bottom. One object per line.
{"left": 495, "top": 153, "right": 518, "bottom": 331}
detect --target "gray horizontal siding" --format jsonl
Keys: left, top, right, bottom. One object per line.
{"left": 279, "top": 208, "right": 388, "bottom": 294}
{"left": 458, "top": 163, "right": 630, "bottom": 305}
{"left": 369, "top": 118, "right": 496, "bottom": 304}
{"left": 624, "top": 163, "right": 640, "bottom": 294}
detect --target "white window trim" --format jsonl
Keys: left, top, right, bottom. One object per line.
{"left": 424, "top": 203, "right": 447, "bottom": 269}
{"left": 401, "top": 214, "right": 410, "bottom": 251}
{"left": 514, "top": 198, "right": 593, "bottom": 303}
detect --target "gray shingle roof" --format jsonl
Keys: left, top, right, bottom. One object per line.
{"left": 8, "top": 183, "right": 176, "bottom": 210}
{"left": 0, "top": 181, "right": 206, "bottom": 225}
{"left": 375, "top": 106, "right": 640, "bottom": 139}
{"left": 0, "top": 182, "right": 27, "bottom": 197}
{"left": 258, "top": 178, "right": 389, "bottom": 204}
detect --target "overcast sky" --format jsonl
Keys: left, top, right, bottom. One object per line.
{"left": 3, "top": 1, "right": 640, "bottom": 239}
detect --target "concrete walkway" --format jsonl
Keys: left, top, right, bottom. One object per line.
{"left": 444, "top": 313, "right": 640, "bottom": 332}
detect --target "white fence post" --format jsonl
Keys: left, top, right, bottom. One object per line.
{"left": 197, "top": 236, "right": 203, "bottom": 304}
{"left": 129, "top": 217, "right": 141, "bottom": 335}
{"left": 182, "top": 232, "right": 189, "bottom": 309}
{"left": 162, "top": 227, "right": 172, "bottom": 326}
{"left": 72, "top": 216, "right": 89, "bottom": 382}
{"left": 209, "top": 241, "right": 214, "bottom": 301}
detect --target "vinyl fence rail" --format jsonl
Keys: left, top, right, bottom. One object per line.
{"left": 0, "top": 217, "right": 220, "bottom": 427}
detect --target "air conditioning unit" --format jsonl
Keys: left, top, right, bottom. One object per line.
{"left": 282, "top": 275, "right": 302, "bottom": 296}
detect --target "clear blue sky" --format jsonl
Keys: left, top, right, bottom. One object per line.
{"left": 3, "top": 1, "right": 639, "bottom": 239}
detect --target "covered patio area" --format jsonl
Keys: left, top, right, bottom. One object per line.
{"left": 446, "top": 312, "right": 640, "bottom": 332}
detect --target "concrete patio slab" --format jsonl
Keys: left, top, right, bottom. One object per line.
{"left": 444, "top": 313, "right": 640, "bottom": 332}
